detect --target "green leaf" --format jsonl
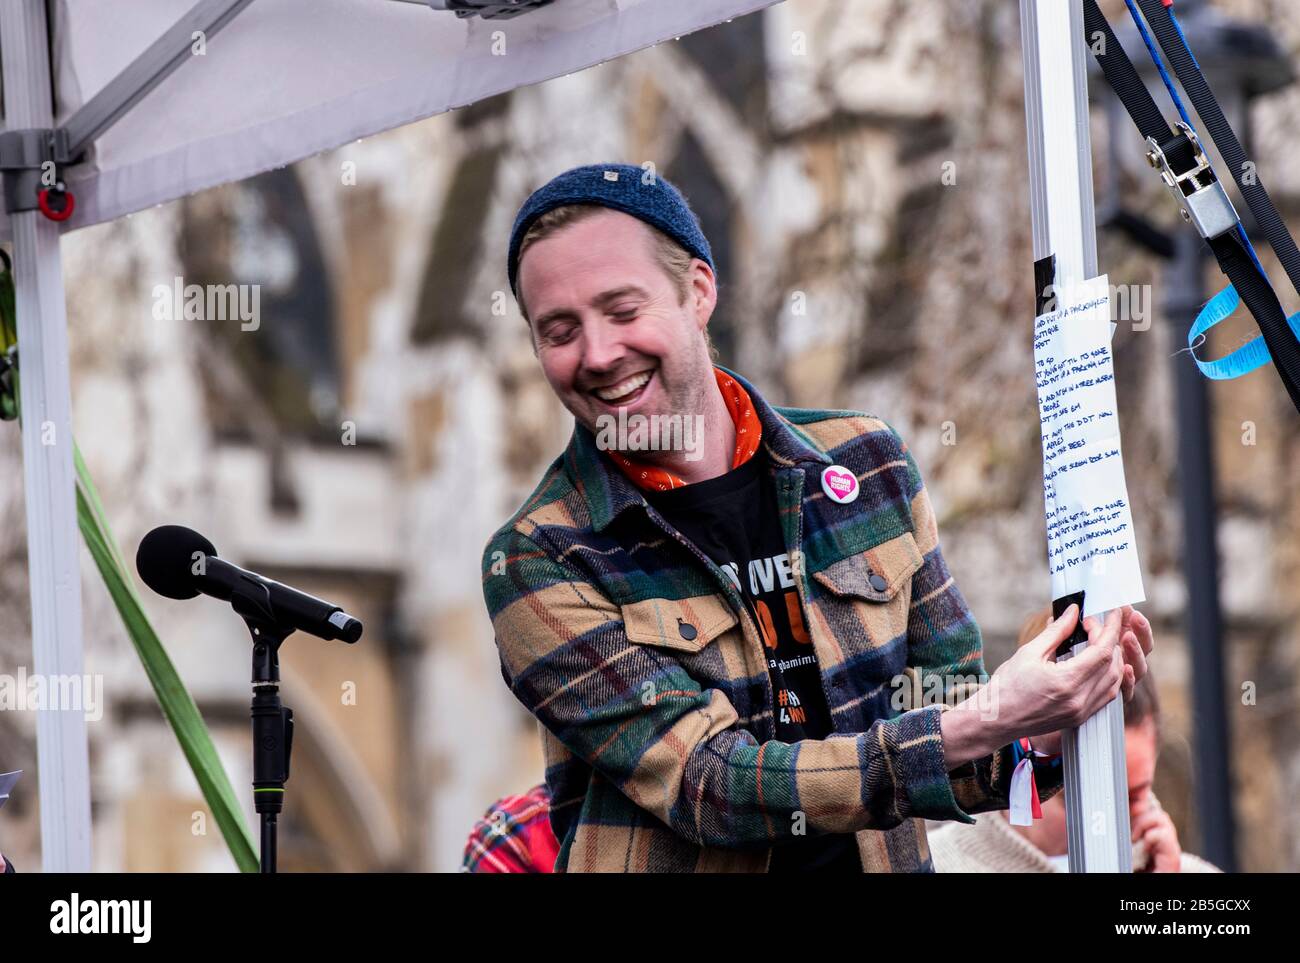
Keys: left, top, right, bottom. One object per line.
{"left": 75, "top": 443, "right": 258, "bottom": 872}
{"left": 0, "top": 256, "right": 15, "bottom": 350}
{"left": 0, "top": 259, "right": 18, "bottom": 422}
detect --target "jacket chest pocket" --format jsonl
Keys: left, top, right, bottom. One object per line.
{"left": 620, "top": 594, "right": 762, "bottom": 705}
{"left": 621, "top": 594, "right": 739, "bottom": 650}
{"left": 808, "top": 531, "right": 925, "bottom": 689}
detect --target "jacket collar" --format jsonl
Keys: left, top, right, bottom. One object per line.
{"left": 563, "top": 364, "right": 833, "bottom": 533}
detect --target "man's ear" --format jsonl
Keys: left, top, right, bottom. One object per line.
{"left": 517, "top": 291, "right": 539, "bottom": 355}
{"left": 689, "top": 259, "right": 717, "bottom": 331}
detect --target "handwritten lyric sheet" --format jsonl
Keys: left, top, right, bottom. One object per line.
{"left": 1034, "top": 274, "right": 1145, "bottom": 617}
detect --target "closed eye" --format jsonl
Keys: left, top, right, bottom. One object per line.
{"left": 541, "top": 323, "right": 578, "bottom": 345}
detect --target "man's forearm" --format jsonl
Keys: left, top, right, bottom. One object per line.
{"left": 938, "top": 700, "right": 1006, "bottom": 770}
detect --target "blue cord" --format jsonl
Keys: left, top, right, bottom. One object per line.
{"left": 1190, "top": 284, "right": 1300, "bottom": 380}
{"left": 1168, "top": 4, "right": 1206, "bottom": 73}
{"left": 1123, "top": 0, "right": 1194, "bottom": 128}
{"left": 1122, "top": 0, "right": 1269, "bottom": 278}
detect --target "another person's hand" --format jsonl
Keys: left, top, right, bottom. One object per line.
{"left": 1132, "top": 797, "right": 1181, "bottom": 872}
{"left": 1114, "top": 605, "right": 1154, "bottom": 702}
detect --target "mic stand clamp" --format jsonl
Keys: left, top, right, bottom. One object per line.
{"left": 231, "top": 576, "right": 295, "bottom": 874}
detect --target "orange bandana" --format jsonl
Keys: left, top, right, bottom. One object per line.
{"left": 608, "top": 366, "right": 762, "bottom": 492}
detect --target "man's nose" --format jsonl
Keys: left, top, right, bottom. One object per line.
{"left": 580, "top": 318, "right": 624, "bottom": 372}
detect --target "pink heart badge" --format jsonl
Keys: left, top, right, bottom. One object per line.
{"left": 821, "top": 465, "right": 859, "bottom": 504}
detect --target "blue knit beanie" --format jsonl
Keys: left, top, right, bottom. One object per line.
{"left": 506, "top": 163, "right": 714, "bottom": 299}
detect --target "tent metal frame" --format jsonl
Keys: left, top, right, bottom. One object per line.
{"left": 0, "top": 0, "right": 561, "bottom": 874}
{"left": 0, "top": 0, "right": 93, "bottom": 873}
{"left": 422, "top": 0, "right": 557, "bottom": 19}
{"left": 0, "top": 0, "right": 266, "bottom": 873}
{"left": 3, "top": 0, "right": 560, "bottom": 197}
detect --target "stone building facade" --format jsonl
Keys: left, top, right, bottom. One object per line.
{"left": 0, "top": 0, "right": 1296, "bottom": 871}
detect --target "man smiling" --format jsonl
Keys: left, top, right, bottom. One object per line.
{"left": 482, "top": 163, "right": 1153, "bottom": 873}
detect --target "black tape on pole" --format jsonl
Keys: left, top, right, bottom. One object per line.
{"left": 1034, "top": 254, "right": 1057, "bottom": 316}
{"left": 1052, "top": 591, "right": 1088, "bottom": 659}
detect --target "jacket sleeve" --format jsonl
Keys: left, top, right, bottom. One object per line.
{"left": 895, "top": 429, "right": 1065, "bottom": 819}
{"left": 483, "top": 522, "right": 978, "bottom": 850}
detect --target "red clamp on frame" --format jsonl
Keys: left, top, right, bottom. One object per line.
{"left": 37, "top": 184, "right": 75, "bottom": 222}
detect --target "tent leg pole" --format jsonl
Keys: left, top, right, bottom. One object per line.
{"left": 1019, "top": 0, "right": 1132, "bottom": 873}
{"left": 1, "top": 0, "right": 92, "bottom": 873}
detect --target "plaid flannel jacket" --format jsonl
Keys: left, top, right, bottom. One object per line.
{"left": 481, "top": 365, "right": 1063, "bottom": 872}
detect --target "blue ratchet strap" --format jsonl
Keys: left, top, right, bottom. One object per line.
{"left": 1120, "top": 0, "right": 1295, "bottom": 383}
{"left": 1120, "top": 0, "right": 1268, "bottom": 280}
{"left": 1190, "top": 284, "right": 1300, "bottom": 380}
{"left": 1132, "top": 0, "right": 1300, "bottom": 409}
{"left": 1084, "top": 0, "right": 1300, "bottom": 411}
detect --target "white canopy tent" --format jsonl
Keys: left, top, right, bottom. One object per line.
{"left": 0, "top": 0, "right": 780, "bottom": 872}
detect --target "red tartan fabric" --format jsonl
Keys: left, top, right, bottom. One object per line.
{"left": 462, "top": 784, "right": 558, "bottom": 873}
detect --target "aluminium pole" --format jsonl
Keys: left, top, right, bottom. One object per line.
{"left": 0, "top": 0, "right": 92, "bottom": 870}
{"left": 1019, "top": 0, "right": 1132, "bottom": 873}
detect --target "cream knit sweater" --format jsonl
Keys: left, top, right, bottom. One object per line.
{"left": 927, "top": 812, "right": 1221, "bottom": 873}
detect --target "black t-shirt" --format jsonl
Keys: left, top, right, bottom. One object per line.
{"left": 645, "top": 450, "right": 861, "bottom": 872}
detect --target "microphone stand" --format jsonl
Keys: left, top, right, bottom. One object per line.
{"left": 230, "top": 575, "right": 295, "bottom": 874}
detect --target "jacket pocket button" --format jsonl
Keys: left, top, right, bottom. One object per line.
{"left": 868, "top": 572, "right": 889, "bottom": 592}
{"left": 677, "top": 619, "right": 698, "bottom": 641}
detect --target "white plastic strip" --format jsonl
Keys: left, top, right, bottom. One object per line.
{"left": 1019, "top": 0, "right": 1131, "bottom": 874}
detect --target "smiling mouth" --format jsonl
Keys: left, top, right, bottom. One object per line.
{"left": 589, "top": 368, "right": 655, "bottom": 406}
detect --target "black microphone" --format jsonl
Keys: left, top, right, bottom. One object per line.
{"left": 136, "top": 525, "right": 363, "bottom": 644}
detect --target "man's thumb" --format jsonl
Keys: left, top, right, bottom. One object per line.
{"left": 1025, "top": 603, "right": 1079, "bottom": 659}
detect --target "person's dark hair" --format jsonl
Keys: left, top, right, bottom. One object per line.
{"left": 1123, "top": 672, "right": 1160, "bottom": 731}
